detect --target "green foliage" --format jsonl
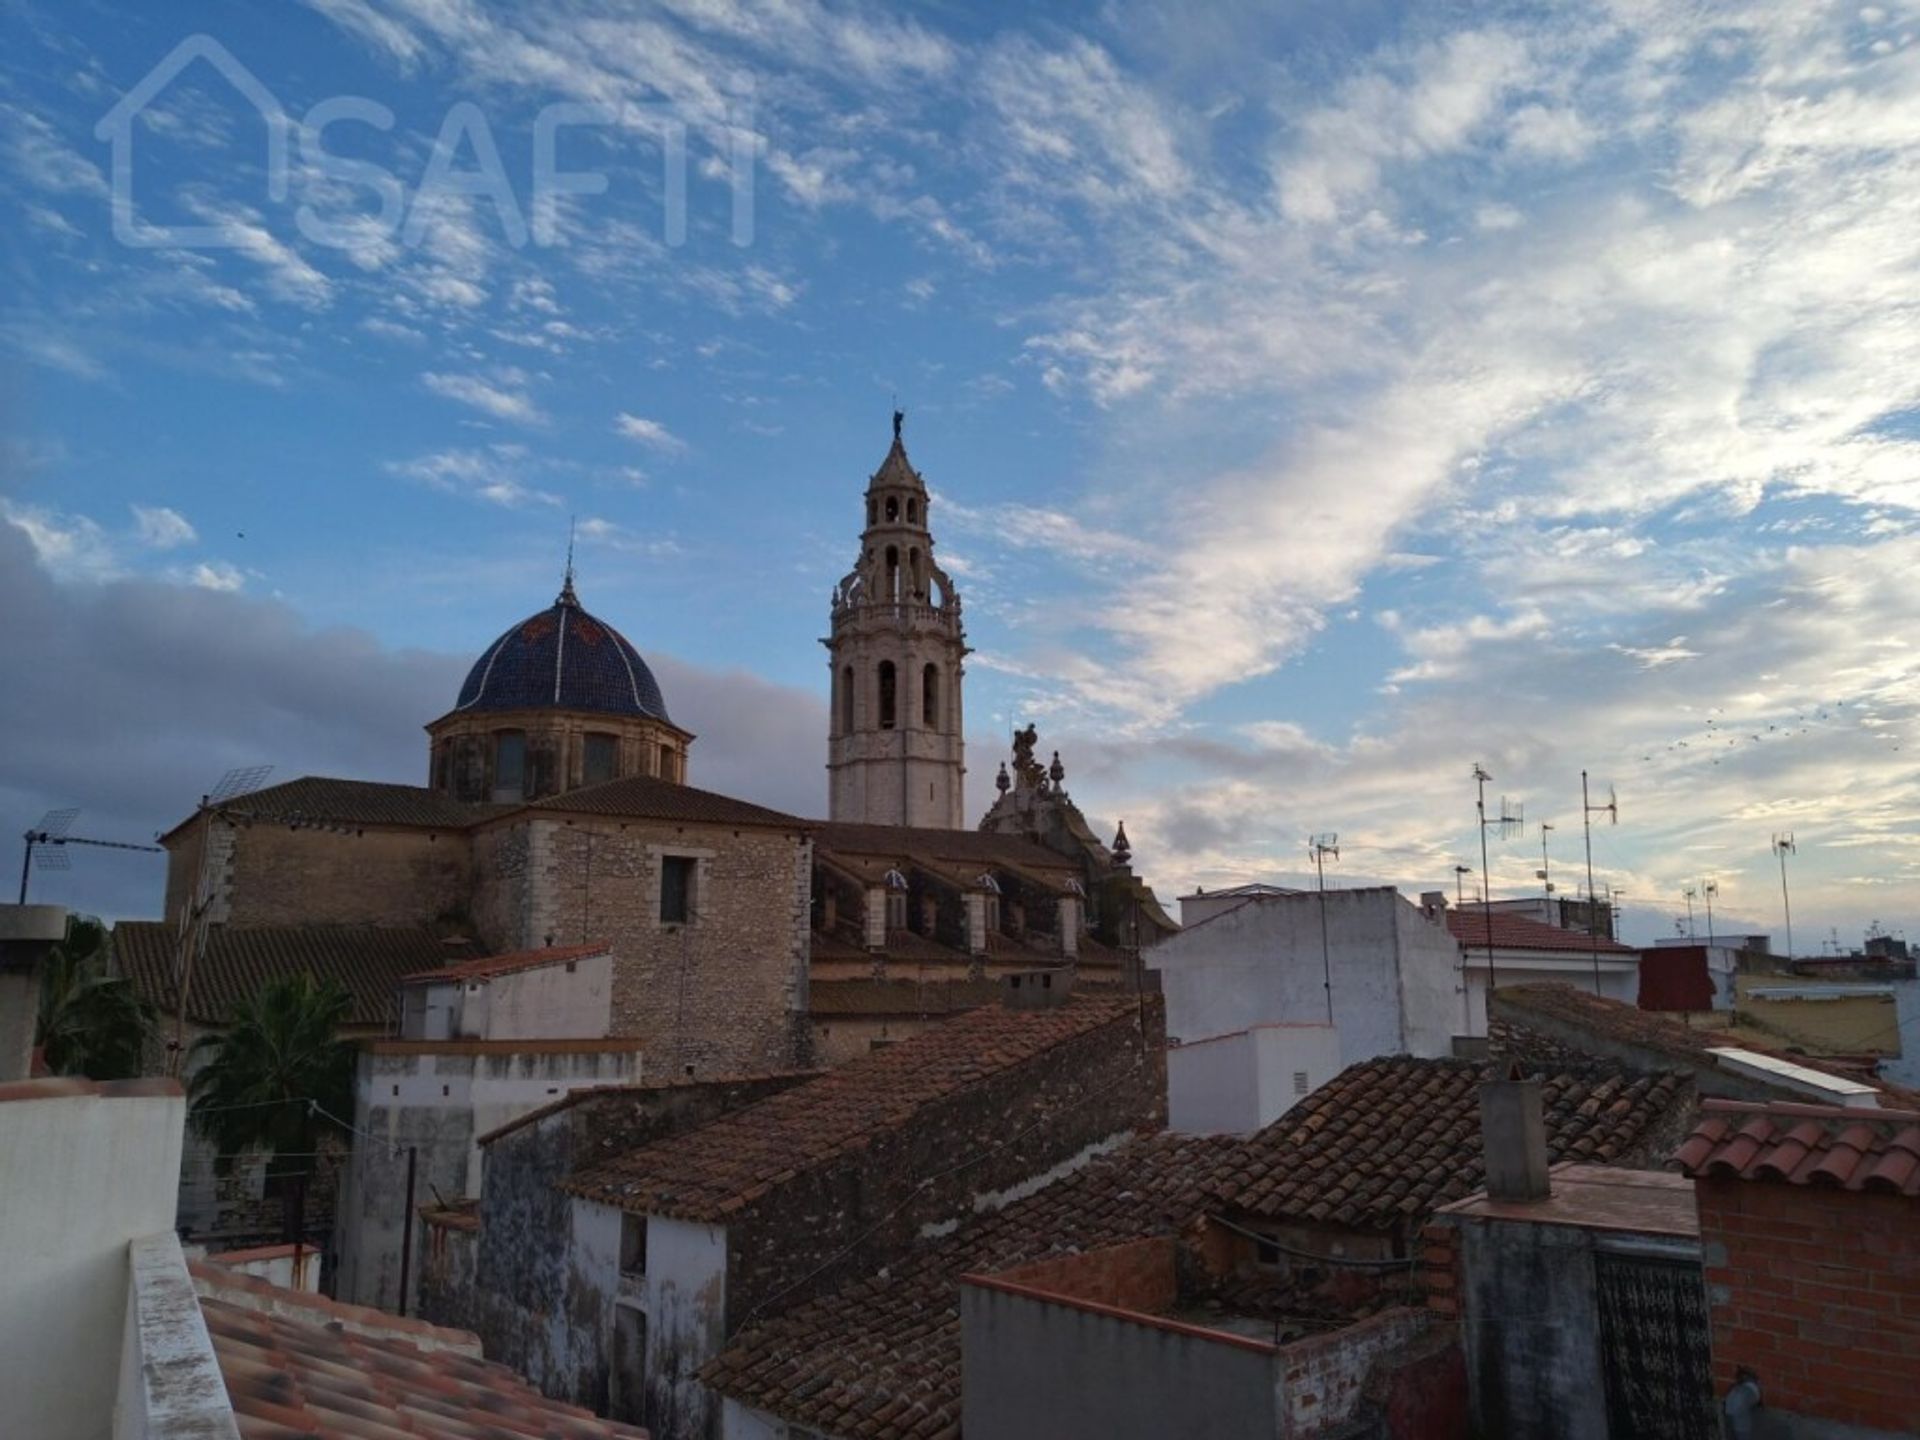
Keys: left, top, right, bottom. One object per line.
{"left": 36, "top": 916, "right": 154, "bottom": 1080}
{"left": 187, "top": 973, "right": 355, "bottom": 1240}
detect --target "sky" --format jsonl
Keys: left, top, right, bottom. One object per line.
{"left": 4, "top": 0, "right": 1920, "bottom": 950}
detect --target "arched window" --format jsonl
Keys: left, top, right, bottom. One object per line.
{"left": 922, "top": 663, "right": 939, "bottom": 730}
{"left": 907, "top": 498, "right": 919, "bottom": 524}
{"left": 583, "top": 732, "right": 618, "bottom": 786}
{"left": 909, "top": 547, "right": 922, "bottom": 599}
{"left": 840, "top": 664, "right": 855, "bottom": 734}
{"left": 885, "top": 546, "right": 900, "bottom": 602}
{"left": 885, "top": 495, "right": 899, "bottom": 522}
{"left": 866, "top": 497, "right": 877, "bottom": 526}
{"left": 492, "top": 730, "right": 526, "bottom": 802}
{"left": 877, "top": 661, "right": 897, "bottom": 729}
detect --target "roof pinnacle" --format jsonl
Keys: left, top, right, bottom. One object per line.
{"left": 558, "top": 517, "right": 579, "bottom": 607}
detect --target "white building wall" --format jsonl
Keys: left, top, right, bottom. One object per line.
{"left": 1168, "top": 1023, "right": 1343, "bottom": 1135}
{"left": 0, "top": 1084, "right": 185, "bottom": 1440}
{"left": 1151, "top": 887, "right": 1463, "bottom": 1065}
{"left": 721, "top": 1398, "right": 789, "bottom": 1440}
{"left": 487, "top": 953, "right": 613, "bottom": 1039}
{"left": 1461, "top": 956, "right": 1639, "bottom": 1038}
{"left": 643, "top": 1216, "right": 730, "bottom": 1440}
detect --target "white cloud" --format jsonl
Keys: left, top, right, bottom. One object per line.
{"left": 387, "top": 445, "right": 560, "bottom": 507}
{"left": 131, "top": 505, "right": 197, "bottom": 550}
{"left": 1, "top": 501, "right": 119, "bottom": 581}
{"left": 423, "top": 370, "right": 546, "bottom": 425}
{"left": 187, "top": 561, "right": 245, "bottom": 592}
{"left": 613, "top": 413, "right": 686, "bottom": 452}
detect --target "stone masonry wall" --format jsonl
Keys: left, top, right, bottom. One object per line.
{"left": 723, "top": 996, "right": 1169, "bottom": 1331}
{"left": 507, "top": 817, "right": 814, "bottom": 1074}
{"left": 222, "top": 823, "right": 474, "bottom": 929}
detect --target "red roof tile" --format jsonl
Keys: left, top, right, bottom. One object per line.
{"left": 1448, "top": 905, "right": 1635, "bottom": 954}
{"left": 528, "top": 774, "right": 808, "bottom": 829}
{"left": 562, "top": 994, "right": 1145, "bottom": 1221}
{"left": 402, "top": 941, "right": 609, "bottom": 984}
{"left": 1672, "top": 1099, "right": 1920, "bottom": 1195}
{"left": 191, "top": 1264, "right": 649, "bottom": 1438}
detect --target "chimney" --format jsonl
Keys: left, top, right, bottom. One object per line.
{"left": 1003, "top": 967, "right": 1072, "bottom": 1011}
{"left": 1479, "top": 1064, "right": 1551, "bottom": 1202}
{"left": 1420, "top": 890, "right": 1447, "bottom": 917}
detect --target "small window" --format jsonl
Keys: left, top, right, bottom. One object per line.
{"left": 660, "top": 856, "right": 696, "bottom": 925}
{"left": 840, "top": 665, "right": 855, "bottom": 735}
{"left": 620, "top": 1213, "right": 647, "bottom": 1276}
{"left": 907, "top": 498, "right": 919, "bottom": 524}
{"left": 584, "top": 732, "right": 618, "bottom": 786}
{"left": 886, "top": 890, "right": 908, "bottom": 930}
{"left": 867, "top": 497, "right": 877, "bottom": 526}
{"left": 1293, "top": 1071, "right": 1310, "bottom": 1097}
{"left": 1255, "top": 1236, "right": 1282, "bottom": 1268}
{"left": 878, "top": 661, "right": 897, "bottom": 729}
{"left": 922, "top": 664, "right": 939, "bottom": 730}
{"left": 984, "top": 895, "right": 1002, "bottom": 932}
{"left": 493, "top": 730, "right": 526, "bottom": 802}
{"left": 658, "top": 743, "right": 676, "bottom": 782}
{"left": 885, "top": 495, "right": 899, "bottom": 522}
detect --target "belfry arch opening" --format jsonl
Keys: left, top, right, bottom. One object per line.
{"left": 923, "top": 663, "right": 940, "bottom": 730}
{"left": 878, "top": 661, "right": 897, "bottom": 729}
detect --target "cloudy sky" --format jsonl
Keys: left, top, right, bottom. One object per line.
{"left": 5, "top": 0, "right": 1920, "bottom": 949}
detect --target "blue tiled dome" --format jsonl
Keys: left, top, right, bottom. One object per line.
{"left": 455, "top": 580, "right": 671, "bottom": 722}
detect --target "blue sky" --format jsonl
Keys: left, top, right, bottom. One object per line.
{"left": 5, "top": 0, "right": 1920, "bottom": 950}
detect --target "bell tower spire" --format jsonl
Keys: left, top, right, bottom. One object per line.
{"left": 825, "top": 412, "right": 968, "bottom": 828}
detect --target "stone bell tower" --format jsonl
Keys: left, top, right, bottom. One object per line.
{"left": 825, "top": 412, "right": 967, "bottom": 828}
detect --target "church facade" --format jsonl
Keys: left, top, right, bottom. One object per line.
{"left": 139, "top": 420, "right": 1171, "bottom": 1082}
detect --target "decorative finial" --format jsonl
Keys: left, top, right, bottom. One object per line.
{"left": 995, "top": 762, "right": 1010, "bottom": 794}
{"left": 1049, "top": 750, "right": 1065, "bottom": 787}
{"left": 1111, "top": 821, "right": 1131, "bottom": 867}
{"left": 558, "top": 517, "right": 578, "bottom": 606}
{"left": 892, "top": 407, "right": 905, "bottom": 442}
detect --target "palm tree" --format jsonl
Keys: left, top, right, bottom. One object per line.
{"left": 36, "top": 916, "right": 154, "bottom": 1080}
{"left": 188, "top": 973, "right": 356, "bottom": 1244}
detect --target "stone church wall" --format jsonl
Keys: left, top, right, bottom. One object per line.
{"left": 220, "top": 823, "right": 474, "bottom": 929}
{"left": 503, "top": 817, "right": 814, "bottom": 1073}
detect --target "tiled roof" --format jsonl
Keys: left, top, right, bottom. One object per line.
{"left": 563, "top": 994, "right": 1145, "bottom": 1220}
{"left": 1448, "top": 905, "right": 1635, "bottom": 954}
{"left": 1673, "top": 1099, "right": 1920, "bottom": 1195}
{"left": 528, "top": 774, "right": 808, "bottom": 830}
{"left": 172, "top": 775, "right": 506, "bottom": 838}
{"left": 809, "top": 977, "right": 1006, "bottom": 1017}
{"left": 813, "top": 822, "right": 1082, "bottom": 875}
{"left": 192, "top": 1264, "right": 647, "bottom": 1438}
{"left": 403, "top": 941, "right": 608, "bottom": 984}
{"left": 1203, "top": 1056, "right": 1692, "bottom": 1228}
{"left": 703, "top": 1131, "right": 1239, "bottom": 1440}
{"left": 1492, "top": 982, "right": 1920, "bottom": 1107}
{"left": 116, "top": 921, "right": 473, "bottom": 1027}
{"left": 0, "top": 1076, "right": 181, "bottom": 1104}
{"left": 454, "top": 584, "right": 674, "bottom": 724}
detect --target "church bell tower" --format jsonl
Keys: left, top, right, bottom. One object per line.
{"left": 826, "top": 412, "right": 967, "bottom": 828}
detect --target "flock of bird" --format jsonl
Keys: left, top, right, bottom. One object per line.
{"left": 1638, "top": 698, "right": 1907, "bottom": 766}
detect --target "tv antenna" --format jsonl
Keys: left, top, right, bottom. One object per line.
{"left": 1536, "top": 821, "right": 1555, "bottom": 899}
{"left": 1702, "top": 879, "right": 1718, "bottom": 950}
{"left": 1772, "top": 833, "right": 1797, "bottom": 961}
{"left": 19, "top": 808, "right": 162, "bottom": 904}
{"left": 1472, "top": 765, "right": 1523, "bottom": 995}
{"left": 1580, "top": 771, "right": 1618, "bottom": 995}
{"left": 1309, "top": 834, "right": 1340, "bottom": 1025}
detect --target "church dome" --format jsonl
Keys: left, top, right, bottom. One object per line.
{"left": 454, "top": 577, "right": 672, "bottom": 722}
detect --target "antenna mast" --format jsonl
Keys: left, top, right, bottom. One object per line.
{"left": 1473, "top": 764, "right": 1523, "bottom": 1000}
{"left": 1309, "top": 834, "right": 1340, "bottom": 1026}
{"left": 1702, "top": 879, "right": 1718, "bottom": 951}
{"left": 1537, "top": 822, "right": 1555, "bottom": 903}
{"left": 18, "top": 808, "right": 161, "bottom": 905}
{"left": 1682, "top": 885, "right": 1697, "bottom": 942}
{"left": 1581, "top": 771, "right": 1618, "bottom": 995}
{"left": 1772, "top": 834, "right": 1797, "bottom": 960}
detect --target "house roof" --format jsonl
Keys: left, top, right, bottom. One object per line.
{"left": 812, "top": 822, "right": 1082, "bottom": 876}
{"left": 116, "top": 921, "right": 476, "bottom": 1028}
{"left": 164, "top": 775, "right": 506, "bottom": 841}
{"left": 808, "top": 977, "right": 1007, "bottom": 1017}
{"left": 402, "top": 941, "right": 608, "bottom": 984}
{"left": 192, "top": 1263, "right": 648, "bottom": 1439}
{"left": 1492, "top": 982, "right": 1920, "bottom": 1108}
{"left": 562, "top": 994, "right": 1147, "bottom": 1220}
{"left": 1672, "top": 1099, "right": 1920, "bottom": 1195}
{"left": 702, "top": 1131, "right": 1239, "bottom": 1440}
{"left": 1197, "top": 1055, "right": 1692, "bottom": 1229}
{"left": 1447, "top": 905, "right": 1635, "bottom": 955}
{"left": 527, "top": 774, "right": 808, "bottom": 830}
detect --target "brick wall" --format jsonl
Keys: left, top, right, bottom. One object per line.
{"left": 1696, "top": 1175, "right": 1919, "bottom": 1429}
{"left": 507, "top": 817, "right": 813, "bottom": 1074}
{"left": 725, "top": 996, "right": 1168, "bottom": 1329}
{"left": 1419, "top": 1220, "right": 1460, "bottom": 1322}
{"left": 222, "top": 823, "right": 474, "bottom": 929}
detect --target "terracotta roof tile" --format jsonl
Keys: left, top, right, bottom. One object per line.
{"left": 116, "top": 921, "right": 473, "bottom": 1028}
{"left": 191, "top": 1265, "right": 648, "bottom": 1438}
{"left": 1448, "top": 905, "right": 1635, "bottom": 954}
{"left": 173, "top": 775, "right": 507, "bottom": 838}
{"left": 403, "top": 941, "right": 609, "bottom": 984}
{"left": 1673, "top": 1098, "right": 1920, "bottom": 1195}
{"left": 562, "top": 994, "right": 1144, "bottom": 1220}
{"left": 705, "top": 1052, "right": 1693, "bottom": 1437}
{"left": 528, "top": 775, "right": 807, "bottom": 829}
{"left": 812, "top": 823, "right": 1082, "bottom": 875}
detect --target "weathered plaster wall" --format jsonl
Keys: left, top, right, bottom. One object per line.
{"left": 642, "top": 1217, "right": 729, "bottom": 1440}
{"left": 334, "top": 1044, "right": 641, "bottom": 1311}
{"left": 487, "top": 953, "right": 614, "bottom": 1039}
{"left": 1167, "top": 1022, "right": 1342, "bottom": 1135}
